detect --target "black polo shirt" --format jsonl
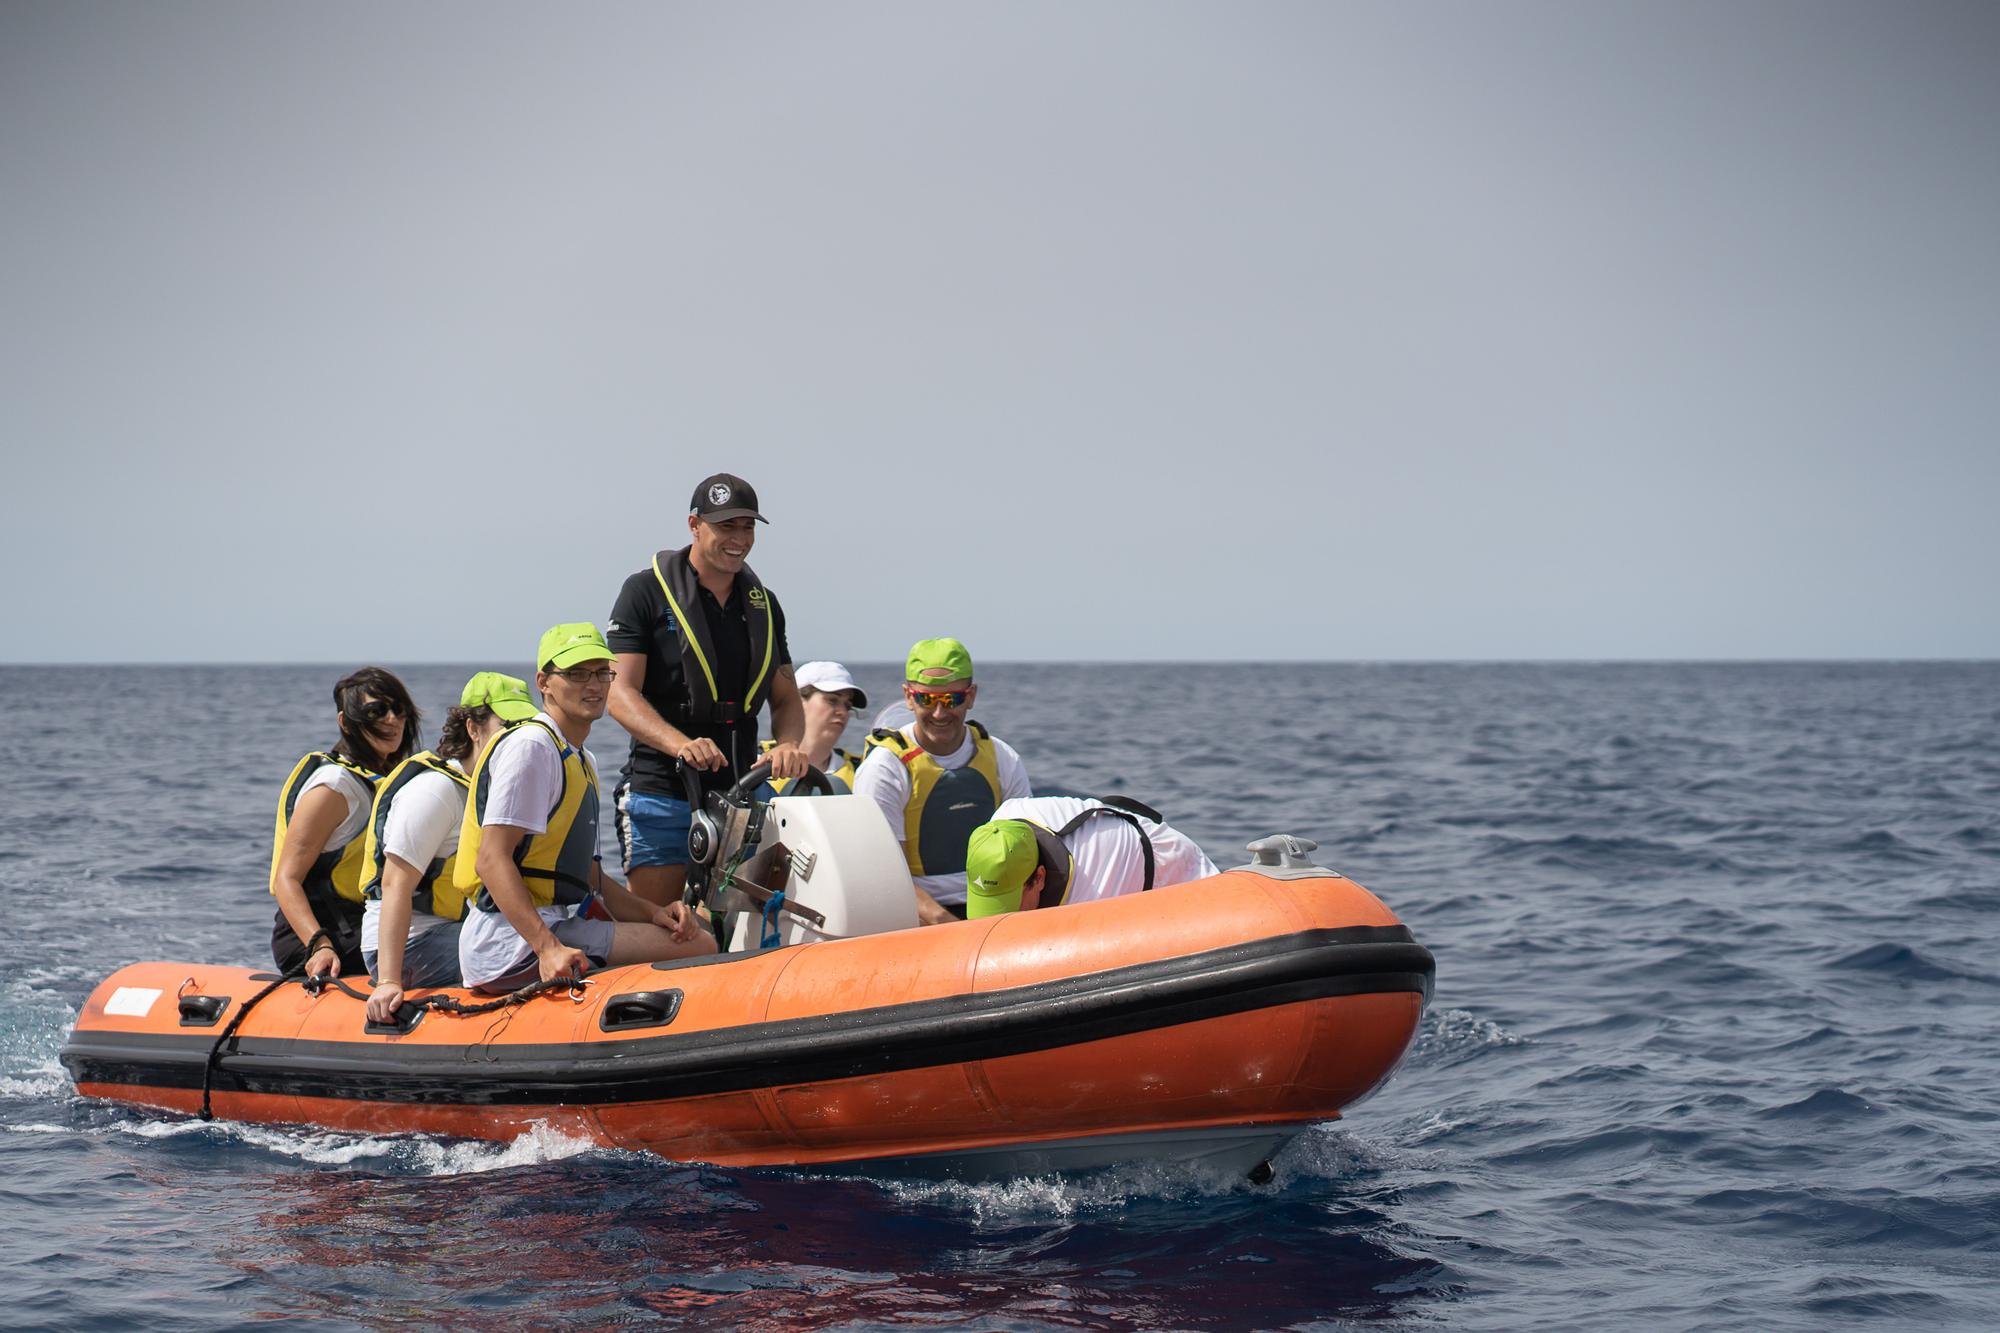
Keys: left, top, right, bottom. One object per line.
{"left": 606, "top": 552, "right": 791, "bottom": 798}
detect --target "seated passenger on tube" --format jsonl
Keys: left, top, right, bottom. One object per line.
{"left": 270, "top": 668, "right": 422, "bottom": 979}
{"left": 359, "top": 671, "right": 535, "bottom": 1023}
{"left": 851, "top": 638, "right": 1032, "bottom": 924}
{"left": 456, "top": 623, "right": 718, "bottom": 995}
{"left": 760, "top": 660, "right": 869, "bottom": 793}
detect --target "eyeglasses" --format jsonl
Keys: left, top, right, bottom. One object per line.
{"left": 553, "top": 667, "right": 617, "bottom": 685}
{"left": 905, "top": 686, "right": 970, "bottom": 710}
{"left": 356, "top": 699, "right": 405, "bottom": 723}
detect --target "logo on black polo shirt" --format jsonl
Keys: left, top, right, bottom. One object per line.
{"left": 747, "top": 587, "right": 768, "bottom": 609}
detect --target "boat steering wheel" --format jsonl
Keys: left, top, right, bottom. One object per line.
{"left": 727, "top": 757, "right": 837, "bottom": 802}
{"left": 680, "top": 757, "right": 834, "bottom": 906}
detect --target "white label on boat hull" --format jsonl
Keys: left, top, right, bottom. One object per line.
{"left": 104, "top": 987, "right": 162, "bottom": 1018}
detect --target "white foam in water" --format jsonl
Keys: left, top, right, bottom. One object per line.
{"left": 112, "top": 1116, "right": 608, "bottom": 1174}
{"left": 1418, "top": 1007, "right": 1524, "bottom": 1055}
{"left": 0, "top": 1058, "right": 69, "bottom": 1100}
{"left": 878, "top": 1150, "right": 1279, "bottom": 1224}
{"left": 1270, "top": 1123, "right": 1393, "bottom": 1180}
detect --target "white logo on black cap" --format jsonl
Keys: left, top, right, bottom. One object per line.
{"left": 708, "top": 483, "right": 732, "bottom": 507}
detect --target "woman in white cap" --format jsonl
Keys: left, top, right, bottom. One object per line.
{"left": 763, "top": 661, "right": 869, "bottom": 794}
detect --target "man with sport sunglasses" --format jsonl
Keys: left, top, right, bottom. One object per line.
{"left": 853, "top": 638, "right": 1032, "bottom": 923}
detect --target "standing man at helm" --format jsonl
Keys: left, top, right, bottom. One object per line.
{"left": 852, "top": 638, "right": 1032, "bottom": 924}
{"left": 606, "top": 473, "right": 809, "bottom": 907}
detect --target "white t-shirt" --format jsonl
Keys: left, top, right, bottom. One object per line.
{"left": 360, "top": 762, "right": 466, "bottom": 956}
{"left": 294, "top": 761, "right": 372, "bottom": 853}
{"left": 993, "top": 795, "right": 1219, "bottom": 906}
{"left": 457, "top": 713, "right": 603, "bottom": 988}
{"left": 852, "top": 723, "right": 1031, "bottom": 905}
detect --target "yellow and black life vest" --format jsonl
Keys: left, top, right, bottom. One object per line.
{"left": 455, "top": 719, "right": 600, "bottom": 912}
{"left": 651, "top": 546, "right": 776, "bottom": 726}
{"left": 270, "top": 751, "right": 383, "bottom": 908}
{"left": 360, "top": 751, "right": 473, "bottom": 921}
{"left": 1020, "top": 804, "right": 1156, "bottom": 909}
{"left": 862, "top": 721, "right": 1002, "bottom": 878}
{"left": 761, "top": 739, "right": 861, "bottom": 794}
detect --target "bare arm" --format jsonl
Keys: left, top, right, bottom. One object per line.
{"left": 475, "top": 825, "right": 589, "bottom": 983}
{"left": 912, "top": 886, "right": 957, "bottom": 927}
{"left": 365, "top": 855, "right": 420, "bottom": 1021}
{"left": 763, "top": 664, "right": 807, "bottom": 779}
{"left": 273, "top": 786, "right": 349, "bottom": 978}
{"left": 592, "top": 860, "right": 702, "bottom": 942}
{"left": 608, "top": 651, "right": 725, "bottom": 771}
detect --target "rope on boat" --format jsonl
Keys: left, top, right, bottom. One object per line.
{"left": 198, "top": 969, "right": 301, "bottom": 1122}
{"left": 195, "top": 970, "right": 589, "bottom": 1120}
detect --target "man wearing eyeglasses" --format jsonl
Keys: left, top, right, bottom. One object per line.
{"left": 457, "top": 623, "right": 716, "bottom": 993}
{"left": 606, "top": 473, "right": 810, "bottom": 908}
{"left": 852, "top": 638, "right": 1032, "bottom": 924}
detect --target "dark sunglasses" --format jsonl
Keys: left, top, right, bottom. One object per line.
{"left": 905, "top": 686, "right": 970, "bottom": 710}
{"left": 355, "top": 698, "right": 406, "bottom": 723}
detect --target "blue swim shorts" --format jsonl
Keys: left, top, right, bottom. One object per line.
{"left": 614, "top": 780, "right": 779, "bottom": 871}
{"left": 615, "top": 783, "right": 693, "bottom": 870}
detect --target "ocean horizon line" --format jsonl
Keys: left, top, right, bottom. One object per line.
{"left": 4, "top": 656, "right": 1995, "bottom": 669}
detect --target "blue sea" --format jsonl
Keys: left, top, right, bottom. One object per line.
{"left": 3, "top": 661, "right": 1996, "bottom": 1330}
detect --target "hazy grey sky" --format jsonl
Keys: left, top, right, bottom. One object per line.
{"left": 5, "top": 2, "right": 1996, "bottom": 663}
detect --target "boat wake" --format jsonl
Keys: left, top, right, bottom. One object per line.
{"left": 6, "top": 1108, "right": 615, "bottom": 1177}
{"left": 869, "top": 1122, "right": 1396, "bottom": 1221}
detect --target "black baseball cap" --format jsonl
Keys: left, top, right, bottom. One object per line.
{"left": 690, "top": 473, "right": 767, "bottom": 523}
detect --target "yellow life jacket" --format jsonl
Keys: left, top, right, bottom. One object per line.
{"left": 862, "top": 721, "right": 1001, "bottom": 878}
{"left": 761, "top": 739, "right": 861, "bottom": 795}
{"left": 455, "top": 719, "right": 600, "bottom": 912}
{"left": 650, "top": 547, "right": 776, "bottom": 725}
{"left": 360, "top": 751, "right": 473, "bottom": 921}
{"left": 270, "top": 751, "right": 383, "bottom": 908}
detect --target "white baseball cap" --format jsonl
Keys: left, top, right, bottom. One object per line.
{"left": 794, "top": 661, "right": 868, "bottom": 708}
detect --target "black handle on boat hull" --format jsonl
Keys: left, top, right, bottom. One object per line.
{"left": 600, "top": 990, "right": 685, "bottom": 1032}
{"left": 178, "top": 994, "right": 229, "bottom": 1027}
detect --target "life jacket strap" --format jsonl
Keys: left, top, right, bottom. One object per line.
{"left": 1056, "top": 804, "right": 1156, "bottom": 892}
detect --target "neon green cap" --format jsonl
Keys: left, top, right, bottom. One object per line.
{"left": 537, "top": 622, "right": 614, "bottom": 672}
{"left": 459, "top": 671, "right": 537, "bottom": 722}
{"left": 965, "top": 820, "right": 1039, "bottom": 919}
{"left": 906, "top": 637, "right": 973, "bottom": 684}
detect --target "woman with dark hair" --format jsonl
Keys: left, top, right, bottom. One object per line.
{"left": 360, "top": 672, "right": 535, "bottom": 1023}
{"left": 269, "top": 667, "right": 421, "bottom": 978}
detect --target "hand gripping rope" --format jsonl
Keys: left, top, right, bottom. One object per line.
{"left": 197, "top": 967, "right": 590, "bottom": 1121}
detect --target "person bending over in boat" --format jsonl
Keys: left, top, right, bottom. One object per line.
{"left": 852, "top": 638, "right": 1032, "bottom": 925}
{"left": 760, "top": 660, "right": 869, "bottom": 793}
{"left": 605, "top": 472, "right": 810, "bottom": 909}
{"left": 963, "top": 796, "right": 1220, "bottom": 919}
{"left": 457, "top": 623, "right": 717, "bottom": 993}
{"left": 360, "top": 671, "right": 536, "bottom": 1023}
{"left": 270, "top": 667, "right": 422, "bottom": 980}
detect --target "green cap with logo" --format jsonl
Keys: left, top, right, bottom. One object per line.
{"left": 459, "top": 671, "right": 538, "bottom": 722}
{"left": 964, "top": 820, "right": 1040, "bottom": 918}
{"left": 537, "top": 622, "right": 615, "bottom": 672}
{"left": 906, "top": 636, "right": 974, "bottom": 684}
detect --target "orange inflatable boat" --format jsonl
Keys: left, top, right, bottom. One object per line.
{"left": 63, "top": 792, "right": 1433, "bottom": 1179}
